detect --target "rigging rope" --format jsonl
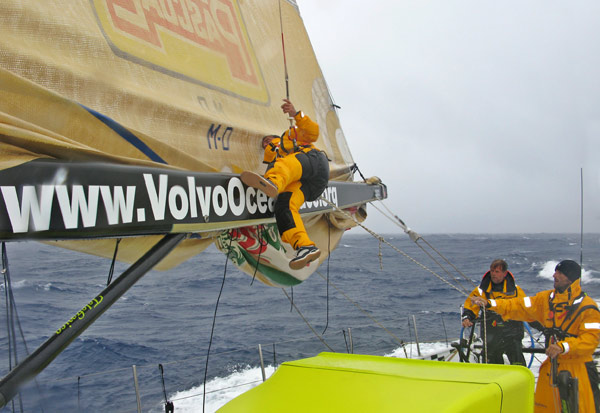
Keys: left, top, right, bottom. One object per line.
{"left": 280, "top": 288, "right": 334, "bottom": 352}
{"left": 440, "top": 314, "right": 449, "bottom": 347}
{"left": 378, "top": 238, "right": 383, "bottom": 270}
{"left": 2, "top": 243, "right": 45, "bottom": 413}
{"left": 318, "top": 196, "right": 471, "bottom": 297}
{"left": 106, "top": 238, "right": 121, "bottom": 286}
{"left": 202, "top": 230, "right": 234, "bottom": 413}
{"left": 314, "top": 270, "right": 405, "bottom": 348}
{"left": 250, "top": 225, "right": 265, "bottom": 286}
{"left": 482, "top": 307, "right": 488, "bottom": 363}
{"left": 278, "top": 0, "right": 290, "bottom": 103}
{"left": 350, "top": 163, "right": 368, "bottom": 183}
{"left": 321, "top": 220, "right": 331, "bottom": 335}
{"left": 370, "top": 201, "right": 475, "bottom": 292}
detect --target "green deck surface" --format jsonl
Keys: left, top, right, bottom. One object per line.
{"left": 219, "top": 352, "right": 534, "bottom": 412}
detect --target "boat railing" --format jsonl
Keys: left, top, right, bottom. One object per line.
{"left": 9, "top": 313, "right": 463, "bottom": 412}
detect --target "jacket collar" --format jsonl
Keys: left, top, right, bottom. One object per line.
{"left": 550, "top": 278, "right": 583, "bottom": 305}
{"left": 479, "top": 270, "right": 516, "bottom": 293}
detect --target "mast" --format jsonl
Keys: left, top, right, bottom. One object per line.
{"left": 580, "top": 168, "right": 584, "bottom": 266}
{"left": 0, "top": 233, "right": 186, "bottom": 407}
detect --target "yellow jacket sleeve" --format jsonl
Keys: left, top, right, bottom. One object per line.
{"left": 488, "top": 293, "right": 545, "bottom": 324}
{"left": 263, "top": 138, "right": 280, "bottom": 164}
{"left": 462, "top": 288, "right": 484, "bottom": 319}
{"left": 293, "top": 111, "right": 319, "bottom": 144}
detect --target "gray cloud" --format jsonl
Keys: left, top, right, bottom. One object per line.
{"left": 299, "top": 0, "right": 600, "bottom": 233}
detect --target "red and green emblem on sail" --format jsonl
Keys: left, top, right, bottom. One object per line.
{"left": 216, "top": 224, "right": 319, "bottom": 287}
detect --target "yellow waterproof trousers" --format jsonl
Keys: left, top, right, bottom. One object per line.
{"left": 534, "top": 358, "right": 597, "bottom": 412}
{"left": 265, "top": 152, "right": 313, "bottom": 249}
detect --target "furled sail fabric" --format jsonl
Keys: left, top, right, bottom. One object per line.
{"left": 0, "top": 0, "right": 367, "bottom": 283}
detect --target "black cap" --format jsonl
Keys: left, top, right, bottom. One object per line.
{"left": 555, "top": 260, "right": 581, "bottom": 282}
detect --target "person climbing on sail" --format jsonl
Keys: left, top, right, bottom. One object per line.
{"left": 241, "top": 99, "right": 329, "bottom": 270}
{"left": 471, "top": 260, "right": 600, "bottom": 412}
{"left": 461, "top": 259, "right": 527, "bottom": 365}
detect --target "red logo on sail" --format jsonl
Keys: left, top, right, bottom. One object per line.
{"left": 93, "top": 0, "right": 268, "bottom": 101}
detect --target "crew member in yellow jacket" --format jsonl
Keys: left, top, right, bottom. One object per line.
{"left": 241, "top": 99, "right": 329, "bottom": 270}
{"left": 471, "top": 260, "right": 600, "bottom": 412}
{"left": 462, "top": 259, "right": 527, "bottom": 365}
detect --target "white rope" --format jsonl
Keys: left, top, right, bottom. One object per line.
{"left": 319, "top": 196, "right": 470, "bottom": 297}
{"left": 370, "top": 201, "right": 476, "bottom": 291}
{"left": 482, "top": 307, "right": 488, "bottom": 363}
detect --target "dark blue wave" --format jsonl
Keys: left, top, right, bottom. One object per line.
{"left": 1, "top": 233, "right": 599, "bottom": 411}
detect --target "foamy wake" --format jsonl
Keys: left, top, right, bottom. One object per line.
{"left": 157, "top": 340, "right": 547, "bottom": 412}
{"left": 153, "top": 365, "right": 275, "bottom": 413}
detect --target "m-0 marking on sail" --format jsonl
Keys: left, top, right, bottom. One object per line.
{"left": 207, "top": 124, "right": 233, "bottom": 150}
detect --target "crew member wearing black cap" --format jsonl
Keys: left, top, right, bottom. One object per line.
{"left": 462, "top": 259, "right": 527, "bottom": 365}
{"left": 471, "top": 260, "right": 600, "bottom": 412}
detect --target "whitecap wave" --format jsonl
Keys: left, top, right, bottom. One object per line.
{"left": 536, "top": 260, "right": 559, "bottom": 280}
{"left": 154, "top": 365, "right": 276, "bottom": 413}
{"left": 583, "top": 269, "right": 600, "bottom": 284}
{"left": 536, "top": 260, "right": 599, "bottom": 285}
{"left": 0, "top": 279, "right": 29, "bottom": 290}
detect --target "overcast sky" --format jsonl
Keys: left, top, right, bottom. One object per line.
{"left": 297, "top": 1, "right": 600, "bottom": 234}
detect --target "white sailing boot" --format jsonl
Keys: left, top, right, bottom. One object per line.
{"left": 240, "top": 171, "right": 278, "bottom": 198}
{"left": 289, "top": 246, "right": 321, "bottom": 270}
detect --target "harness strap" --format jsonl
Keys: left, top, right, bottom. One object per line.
{"left": 279, "top": 127, "right": 299, "bottom": 154}
{"left": 544, "top": 293, "right": 600, "bottom": 346}
{"left": 562, "top": 304, "right": 600, "bottom": 334}
{"left": 549, "top": 292, "right": 586, "bottom": 330}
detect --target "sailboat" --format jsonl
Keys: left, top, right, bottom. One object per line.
{"left": 0, "top": 0, "right": 387, "bottom": 405}
{"left": 0, "top": 1, "right": 537, "bottom": 411}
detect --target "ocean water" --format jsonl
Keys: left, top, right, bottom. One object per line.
{"left": 1, "top": 232, "right": 599, "bottom": 412}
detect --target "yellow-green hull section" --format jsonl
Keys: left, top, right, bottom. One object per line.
{"left": 219, "top": 352, "right": 534, "bottom": 412}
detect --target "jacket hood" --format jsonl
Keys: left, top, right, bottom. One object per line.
{"left": 480, "top": 270, "right": 517, "bottom": 294}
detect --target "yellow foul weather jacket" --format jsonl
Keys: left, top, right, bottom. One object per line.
{"left": 262, "top": 111, "right": 328, "bottom": 250}
{"left": 462, "top": 271, "right": 527, "bottom": 364}
{"left": 488, "top": 278, "right": 600, "bottom": 412}
{"left": 463, "top": 271, "right": 526, "bottom": 325}
{"left": 263, "top": 111, "right": 319, "bottom": 165}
